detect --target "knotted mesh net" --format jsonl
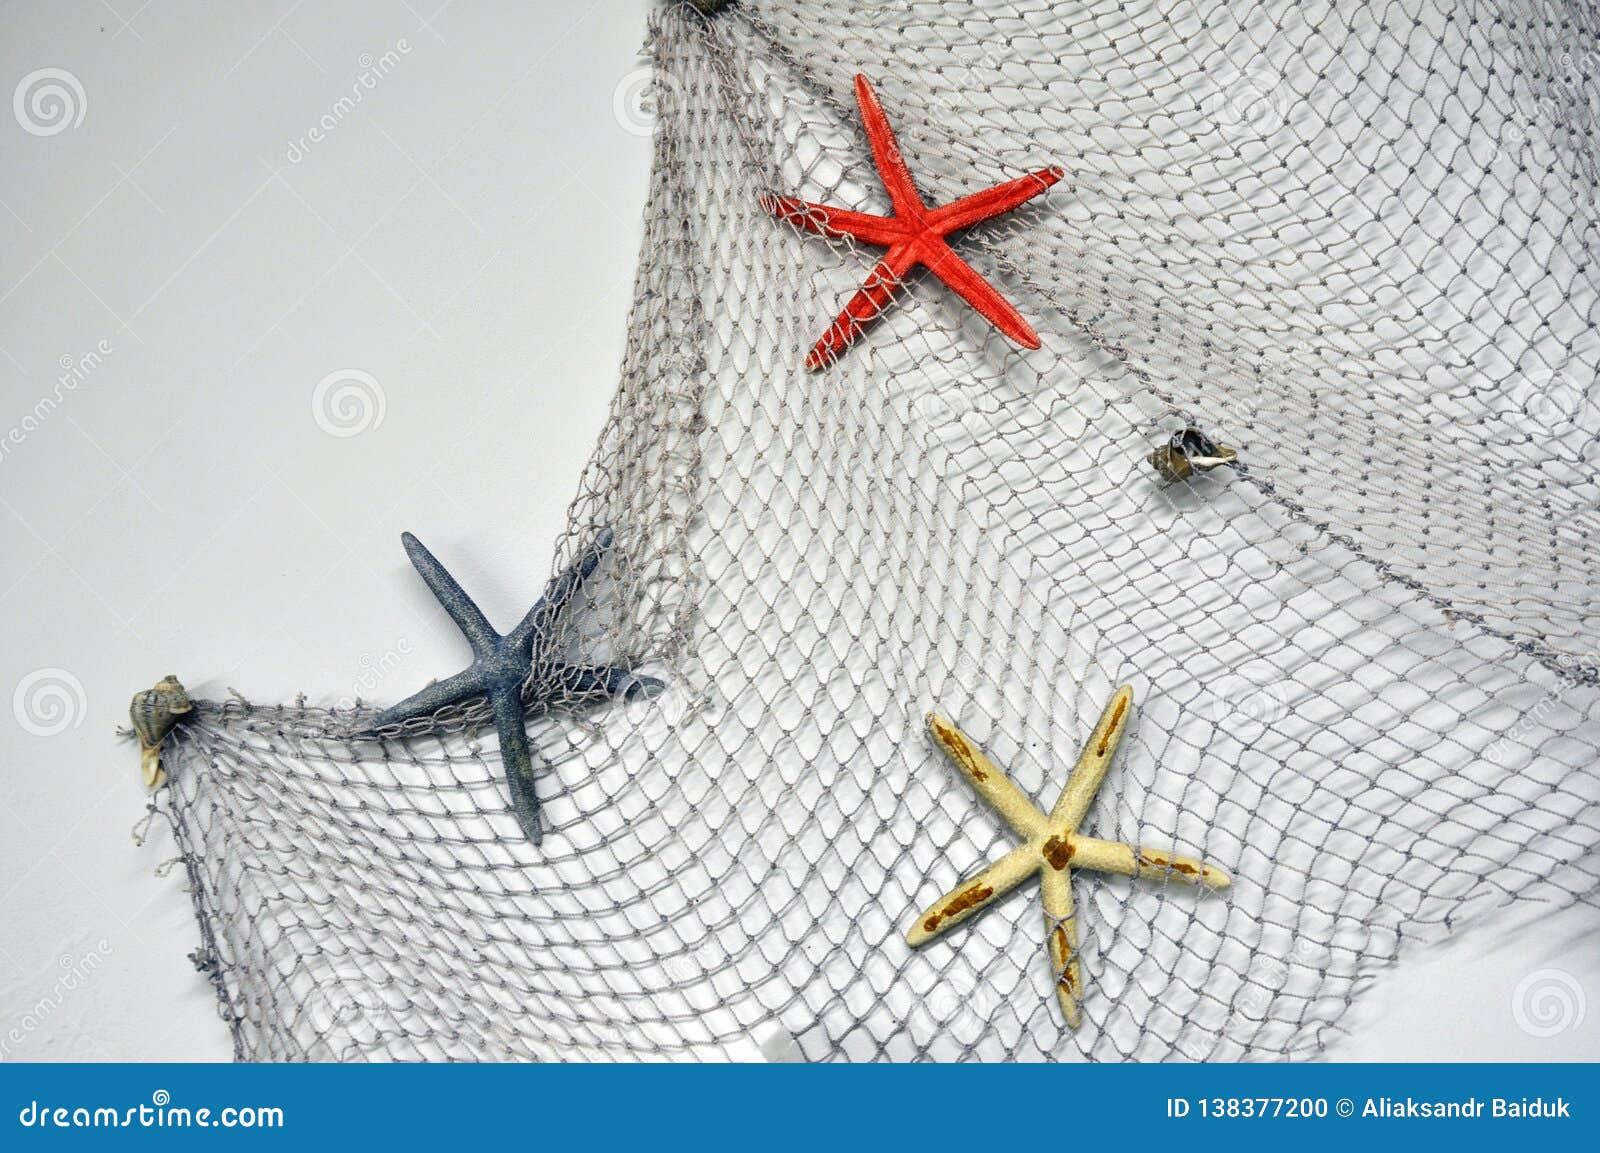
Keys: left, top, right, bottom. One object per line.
{"left": 146, "top": 0, "right": 1600, "bottom": 1061}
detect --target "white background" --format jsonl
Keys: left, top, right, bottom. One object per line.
{"left": 0, "top": 1, "right": 1593, "bottom": 1061}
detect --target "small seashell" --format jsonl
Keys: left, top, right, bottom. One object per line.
{"left": 1147, "top": 426, "right": 1238, "bottom": 483}
{"left": 129, "top": 675, "right": 192, "bottom": 789}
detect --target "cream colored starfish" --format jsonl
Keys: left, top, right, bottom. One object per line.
{"left": 906, "top": 687, "right": 1231, "bottom": 1026}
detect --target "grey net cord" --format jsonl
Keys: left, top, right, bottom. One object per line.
{"left": 147, "top": 0, "right": 1599, "bottom": 1061}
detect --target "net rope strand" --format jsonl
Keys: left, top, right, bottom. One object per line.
{"left": 149, "top": 0, "right": 1598, "bottom": 1061}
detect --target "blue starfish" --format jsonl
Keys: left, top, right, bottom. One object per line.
{"left": 369, "top": 527, "right": 660, "bottom": 844}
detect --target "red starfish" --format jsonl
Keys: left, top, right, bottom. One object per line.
{"left": 763, "top": 74, "right": 1062, "bottom": 371}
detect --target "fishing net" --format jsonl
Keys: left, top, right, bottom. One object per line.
{"left": 142, "top": 0, "right": 1600, "bottom": 1061}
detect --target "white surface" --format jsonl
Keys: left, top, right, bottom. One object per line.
{"left": 0, "top": 1, "right": 1593, "bottom": 1062}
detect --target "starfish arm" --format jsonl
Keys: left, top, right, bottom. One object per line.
{"left": 491, "top": 682, "right": 543, "bottom": 845}
{"left": 923, "top": 241, "right": 1043, "bottom": 350}
{"left": 905, "top": 841, "right": 1041, "bottom": 946}
{"left": 1050, "top": 685, "right": 1135, "bottom": 829}
{"left": 538, "top": 663, "right": 664, "bottom": 704}
{"left": 926, "top": 712, "right": 1049, "bottom": 838}
{"left": 371, "top": 665, "right": 489, "bottom": 730}
{"left": 805, "top": 246, "right": 917, "bottom": 371}
{"left": 509, "top": 526, "right": 614, "bottom": 655}
{"left": 930, "top": 166, "right": 1062, "bottom": 233}
{"left": 1040, "top": 864, "right": 1082, "bottom": 1027}
{"left": 761, "top": 194, "right": 903, "bottom": 248}
{"left": 1067, "top": 833, "right": 1231, "bottom": 889}
{"left": 401, "top": 533, "right": 500, "bottom": 656}
{"left": 852, "top": 74, "right": 926, "bottom": 216}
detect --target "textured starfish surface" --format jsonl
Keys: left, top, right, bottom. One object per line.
{"left": 370, "top": 527, "right": 660, "bottom": 845}
{"left": 763, "top": 73, "right": 1062, "bottom": 370}
{"left": 907, "top": 688, "right": 1230, "bottom": 1026}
